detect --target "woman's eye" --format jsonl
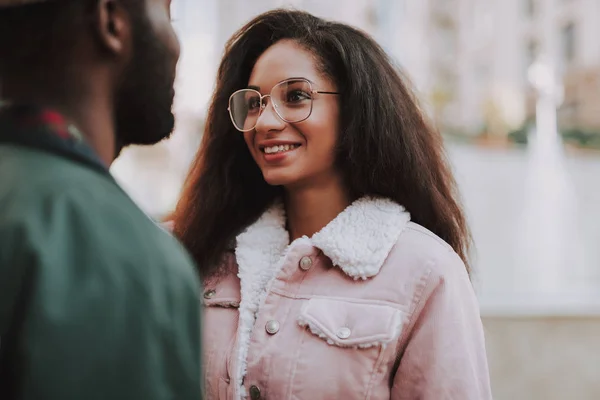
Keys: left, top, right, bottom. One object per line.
{"left": 248, "top": 98, "right": 261, "bottom": 109}
{"left": 287, "top": 90, "right": 311, "bottom": 102}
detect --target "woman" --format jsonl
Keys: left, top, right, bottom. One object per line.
{"left": 172, "top": 9, "right": 492, "bottom": 400}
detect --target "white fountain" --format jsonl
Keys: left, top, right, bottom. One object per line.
{"left": 514, "top": 55, "right": 587, "bottom": 312}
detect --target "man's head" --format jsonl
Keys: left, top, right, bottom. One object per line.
{"left": 0, "top": 0, "right": 180, "bottom": 146}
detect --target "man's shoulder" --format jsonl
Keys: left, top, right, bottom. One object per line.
{"left": 0, "top": 145, "right": 194, "bottom": 273}
{"left": 0, "top": 166, "right": 199, "bottom": 313}
{"left": 0, "top": 144, "right": 114, "bottom": 204}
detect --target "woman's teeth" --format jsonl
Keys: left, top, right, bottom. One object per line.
{"left": 263, "top": 144, "right": 299, "bottom": 154}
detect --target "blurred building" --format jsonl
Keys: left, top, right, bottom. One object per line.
{"left": 554, "top": 0, "right": 600, "bottom": 132}
{"left": 385, "top": 0, "right": 600, "bottom": 136}
{"left": 215, "top": 0, "right": 378, "bottom": 52}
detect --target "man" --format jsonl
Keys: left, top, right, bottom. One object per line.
{"left": 0, "top": 0, "right": 202, "bottom": 399}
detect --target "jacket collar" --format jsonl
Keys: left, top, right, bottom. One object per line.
{"left": 0, "top": 104, "right": 110, "bottom": 176}
{"left": 235, "top": 196, "right": 411, "bottom": 280}
{"left": 232, "top": 196, "right": 411, "bottom": 394}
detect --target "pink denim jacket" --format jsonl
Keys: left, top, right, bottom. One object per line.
{"left": 200, "top": 197, "right": 492, "bottom": 399}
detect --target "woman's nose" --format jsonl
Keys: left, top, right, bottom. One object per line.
{"left": 255, "top": 97, "right": 285, "bottom": 131}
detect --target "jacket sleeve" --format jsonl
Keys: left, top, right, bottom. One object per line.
{"left": 391, "top": 253, "right": 492, "bottom": 400}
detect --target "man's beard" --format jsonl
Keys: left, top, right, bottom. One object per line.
{"left": 114, "top": 16, "right": 177, "bottom": 147}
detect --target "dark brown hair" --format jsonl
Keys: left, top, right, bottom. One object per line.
{"left": 173, "top": 9, "right": 472, "bottom": 278}
{"left": 0, "top": 0, "right": 145, "bottom": 76}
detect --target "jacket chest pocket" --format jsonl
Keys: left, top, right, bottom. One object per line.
{"left": 298, "top": 298, "right": 404, "bottom": 348}
{"left": 291, "top": 298, "right": 404, "bottom": 399}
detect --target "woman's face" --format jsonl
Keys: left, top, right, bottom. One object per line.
{"left": 242, "top": 39, "right": 341, "bottom": 190}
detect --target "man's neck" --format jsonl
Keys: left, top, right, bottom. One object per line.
{"left": 1, "top": 87, "right": 117, "bottom": 166}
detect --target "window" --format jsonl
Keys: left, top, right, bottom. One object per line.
{"left": 526, "top": 40, "right": 539, "bottom": 68}
{"left": 562, "top": 23, "right": 576, "bottom": 64}
{"left": 525, "top": 0, "right": 536, "bottom": 18}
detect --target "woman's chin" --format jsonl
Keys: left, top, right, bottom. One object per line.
{"left": 262, "top": 175, "right": 291, "bottom": 187}
{"left": 262, "top": 170, "right": 297, "bottom": 187}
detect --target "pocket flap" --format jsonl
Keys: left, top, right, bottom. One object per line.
{"left": 202, "top": 271, "right": 241, "bottom": 308}
{"left": 298, "top": 298, "right": 403, "bottom": 348}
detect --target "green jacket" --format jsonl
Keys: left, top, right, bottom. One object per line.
{"left": 0, "top": 105, "right": 202, "bottom": 399}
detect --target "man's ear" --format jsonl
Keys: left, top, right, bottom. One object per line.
{"left": 92, "top": 0, "right": 132, "bottom": 57}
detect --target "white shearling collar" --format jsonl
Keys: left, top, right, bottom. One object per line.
{"left": 311, "top": 197, "right": 411, "bottom": 279}
{"left": 236, "top": 196, "right": 411, "bottom": 281}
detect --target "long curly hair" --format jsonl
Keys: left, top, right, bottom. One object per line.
{"left": 172, "top": 9, "right": 472, "bottom": 278}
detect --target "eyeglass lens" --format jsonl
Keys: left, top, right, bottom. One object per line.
{"left": 229, "top": 79, "right": 314, "bottom": 131}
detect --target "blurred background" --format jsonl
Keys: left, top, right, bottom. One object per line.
{"left": 111, "top": 0, "right": 600, "bottom": 398}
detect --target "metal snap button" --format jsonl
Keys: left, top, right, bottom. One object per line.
{"left": 299, "top": 256, "right": 313, "bottom": 271}
{"left": 249, "top": 385, "right": 261, "bottom": 399}
{"left": 203, "top": 289, "right": 216, "bottom": 299}
{"left": 265, "top": 320, "right": 280, "bottom": 335}
{"left": 336, "top": 327, "right": 351, "bottom": 339}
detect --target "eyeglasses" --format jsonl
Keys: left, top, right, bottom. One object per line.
{"left": 228, "top": 78, "right": 339, "bottom": 132}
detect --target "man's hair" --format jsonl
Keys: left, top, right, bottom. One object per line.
{"left": 0, "top": 0, "right": 83, "bottom": 75}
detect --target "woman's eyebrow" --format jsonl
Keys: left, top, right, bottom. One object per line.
{"left": 287, "top": 76, "right": 314, "bottom": 83}
{"left": 247, "top": 77, "right": 316, "bottom": 91}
